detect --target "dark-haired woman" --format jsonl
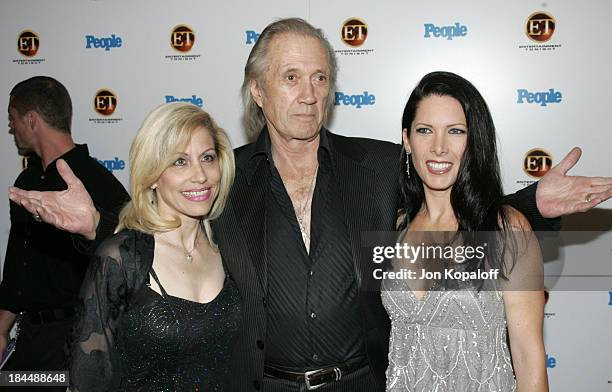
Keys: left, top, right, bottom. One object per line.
{"left": 382, "top": 72, "right": 548, "bottom": 391}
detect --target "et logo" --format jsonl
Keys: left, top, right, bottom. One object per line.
{"left": 171, "top": 25, "right": 195, "bottom": 52}
{"left": 341, "top": 18, "right": 367, "bottom": 47}
{"left": 21, "top": 155, "right": 31, "bottom": 170}
{"left": 526, "top": 11, "right": 555, "bottom": 42}
{"left": 17, "top": 30, "right": 39, "bottom": 57}
{"left": 523, "top": 149, "right": 552, "bottom": 178}
{"left": 94, "top": 89, "right": 118, "bottom": 116}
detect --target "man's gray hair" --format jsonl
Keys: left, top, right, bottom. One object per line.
{"left": 241, "top": 18, "right": 338, "bottom": 138}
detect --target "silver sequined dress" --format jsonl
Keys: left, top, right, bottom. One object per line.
{"left": 381, "top": 277, "right": 516, "bottom": 391}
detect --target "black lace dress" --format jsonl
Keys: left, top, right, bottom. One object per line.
{"left": 69, "top": 229, "right": 242, "bottom": 392}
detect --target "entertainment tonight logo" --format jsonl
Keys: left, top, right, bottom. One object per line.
{"left": 166, "top": 24, "right": 201, "bottom": 62}
{"left": 336, "top": 17, "right": 374, "bottom": 56}
{"left": 13, "top": 30, "right": 45, "bottom": 65}
{"left": 518, "top": 11, "right": 561, "bottom": 52}
{"left": 341, "top": 18, "right": 367, "bottom": 47}
{"left": 517, "top": 148, "right": 552, "bottom": 186}
{"left": 89, "top": 89, "right": 123, "bottom": 124}
{"left": 523, "top": 149, "right": 552, "bottom": 178}
{"left": 526, "top": 12, "right": 555, "bottom": 42}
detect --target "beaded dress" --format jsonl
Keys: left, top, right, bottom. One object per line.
{"left": 382, "top": 279, "right": 516, "bottom": 391}
{"left": 70, "top": 229, "right": 242, "bottom": 392}
{"left": 380, "top": 228, "right": 518, "bottom": 391}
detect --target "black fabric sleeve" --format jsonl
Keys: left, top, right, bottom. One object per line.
{"left": 69, "top": 232, "right": 133, "bottom": 392}
{"left": 72, "top": 207, "right": 121, "bottom": 256}
{"left": 0, "top": 227, "right": 19, "bottom": 313}
{"left": 503, "top": 182, "right": 561, "bottom": 231}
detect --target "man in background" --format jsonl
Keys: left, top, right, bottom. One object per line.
{"left": 0, "top": 76, "right": 128, "bottom": 391}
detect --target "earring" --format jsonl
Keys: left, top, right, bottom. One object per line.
{"left": 149, "top": 186, "right": 156, "bottom": 204}
{"left": 405, "top": 151, "right": 411, "bottom": 179}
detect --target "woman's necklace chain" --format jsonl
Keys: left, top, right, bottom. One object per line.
{"left": 182, "top": 228, "right": 199, "bottom": 263}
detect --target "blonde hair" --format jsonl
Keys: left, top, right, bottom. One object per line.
{"left": 116, "top": 102, "right": 235, "bottom": 247}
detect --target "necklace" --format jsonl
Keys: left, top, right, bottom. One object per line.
{"left": 182, "top": 229, "right": 199, "bottom": 263}
{"left": 293, "top": 165, "right": 318, "bottom": 251}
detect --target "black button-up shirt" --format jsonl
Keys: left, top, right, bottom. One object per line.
{"left": 251, "top": 130, "right": 366, "bottom": 369}
{"left": 0, "top": 145, "right": 129, "bottom": 314}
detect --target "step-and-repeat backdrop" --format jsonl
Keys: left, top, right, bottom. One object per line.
{"left": 1, "top": 1, "right": 610, "bottom": 389}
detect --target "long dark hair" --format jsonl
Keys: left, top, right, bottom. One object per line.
{"left": 399, "top": 71, "right": 513, "bottom": 281}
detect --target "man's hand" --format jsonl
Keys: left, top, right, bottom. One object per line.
{"left": 0, "top": 333, "right": 7, "bottom": 357}
{"left": 536, "top": 147, "right": 612, "bottom": 218}
{"left": 8, "top": 159, "right": 100, "bottom": 239}
{"left": 0, "top": 310, "right": 17, "bottom": 357}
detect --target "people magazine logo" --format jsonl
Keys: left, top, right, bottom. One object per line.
{"left": 516, "top": 148, "right": 552, "bottom": 186}
{"left": 94, "top": 157, "right": 126, "bottom": 173}
{"left": 13, "top": 30, "right": 45, "bottom": 65}
{"left": 334, "top": 91, "right": 376, "bottom": 109}
{"left": 518, "top": 11, "right": 561, "bottom": 52}
{"left": 89, "top": 89, "right": 123, "bottom": 124}
{"left": 85, "top": 34, "right": 123, "bottom": 51}
{"left": 165, "top": 95, "right": 204, "bottom": 107}
{"left": 335, "top": 17, "right": 374, "bottom": 56}
{"left": 546, "top": 353, "right": 557, "bottom": 369}
{"left": 516, "top": 89, "right": 563, "bottom": 107}
{"left": 423, "top": 22, "right": 468, "bottom": 40}
{"left": 166, "top": 24, "right": 200, "bottom": 61}
{"left": 245, "top": 30, "right": 260, "bottom": 45}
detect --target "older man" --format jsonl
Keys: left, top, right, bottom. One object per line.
{"left": 211, "top": 18, "right": 612, "bottom": 392}
{"left": 8, "top": 19, "right": 612, "bottom": 392}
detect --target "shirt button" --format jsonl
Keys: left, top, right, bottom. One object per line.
{"left": 17, "top": 290, "right": 22, "bottom": 296}
{"left": 309, "top": 270, "right": 313, "bottom": 276}
{"left": 23, "top": 261, "right": 28, "bottom": 267}
{"left": 310, "top": 312, "right": 317, "bottom": 319}
{"left": 256, "top": 340, "right": 264, "bottom": 350}
{"left": 40, "top": 175, "right": 45, "bottom": 180}
{"left": 262, "top": 297, "right": 267, "bottom": 308}
{"left": 312, "top": 354, "right": 319, "bottom": 360}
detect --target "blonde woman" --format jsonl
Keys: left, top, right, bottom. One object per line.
{"left": 69, "top": 103, "right": 240, "bottom": 391}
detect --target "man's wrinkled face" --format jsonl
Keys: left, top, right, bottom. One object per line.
{"left": 250, "top": 33, "right": 330, "bottom": 142}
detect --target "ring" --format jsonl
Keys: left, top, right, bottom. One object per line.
{"left": 585, "top": 194, "right": 592, "bottom": 203}
{"left": 33, "top": 214, "right": 42, "bottom": 222}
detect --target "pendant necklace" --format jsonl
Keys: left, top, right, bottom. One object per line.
{"left": 182, "top": 229, "right": 199, "bottom": 263}
{"left": 294, "top": 165, "right": 318, "bottom": 251}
